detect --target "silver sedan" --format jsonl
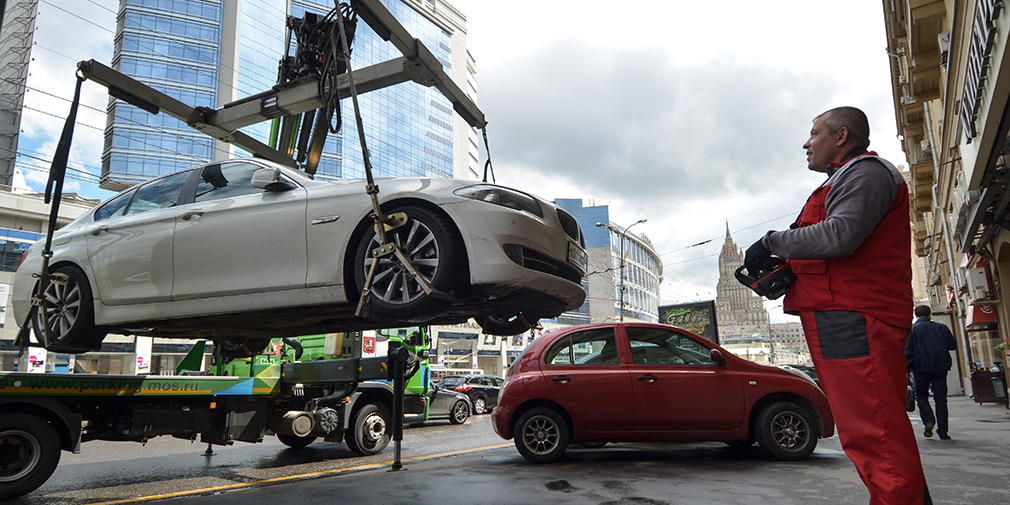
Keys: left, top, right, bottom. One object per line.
{"left": 13, "top": 158, "right": 587, "bottom": 355}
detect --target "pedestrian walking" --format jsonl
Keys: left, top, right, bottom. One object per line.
{"left": 745, "top": 106, "right": 931, "bottom": 505}
{"left": 906, "top": 305, "right": 957, "bottom": 440}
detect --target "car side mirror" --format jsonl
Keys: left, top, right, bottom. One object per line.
{"left": 710, "top": 349, "right": 728, "bottom": 366}
{"left": 251, "top": 167, "right": 296, "bottom": 192}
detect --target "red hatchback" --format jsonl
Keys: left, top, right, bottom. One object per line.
{"left": 492, "top": 322, "right": 834, "bottom": 463}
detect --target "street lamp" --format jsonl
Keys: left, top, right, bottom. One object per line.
{"left": 596, "top": 218, "right": 647, "bottom": 321}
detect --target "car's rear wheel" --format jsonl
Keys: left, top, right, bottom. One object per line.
{"left": 755, "top": 402, "right": 817, "bottom": 461}
{"left": 276, "top": 433, "right": 317, "bottom": 449}
{"left": 514, "top": 407, "right": 568, "bottom": 463}
{"left": 354, "top": 205, "right": 461, "bottom": 320}
{"left": 31, "top": 265, "right": 106, "bottom": 353}
{"left": 473, "top": 396, "right": 487, "bottom": 415}
{"left": 216, "top": 338, "right": 271, "bottom": 358}
{"left": 449, "top": 400, "right": 470, "bottom": 425}
{"left": 477, "top": 313, "right": 538, "bottom": 336}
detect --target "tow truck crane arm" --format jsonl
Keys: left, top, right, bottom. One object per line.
{"left": 79, "top": 0, "right": 484, "bottom": 171}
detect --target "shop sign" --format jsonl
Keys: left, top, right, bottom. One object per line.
{"left": 966, "top": 303, "right": 998, "bottom": 328}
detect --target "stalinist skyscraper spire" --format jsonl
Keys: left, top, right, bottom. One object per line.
{"left": 714, "top": 224, "right": 769, "bottom": 334}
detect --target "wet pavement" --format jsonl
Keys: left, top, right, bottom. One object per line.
{"left": 141, "top": 395, "right": 1010, "bottom": 505}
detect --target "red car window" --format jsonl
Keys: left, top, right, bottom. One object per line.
{"left": 625, "top": 326, "right": 717, "bottom": 366}
{"left": 544, "top": 327, "right": 618, "bottom": 365}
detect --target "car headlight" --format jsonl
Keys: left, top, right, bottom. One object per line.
{"left": 454, "top": 185, "right": 543, "bottom": 217}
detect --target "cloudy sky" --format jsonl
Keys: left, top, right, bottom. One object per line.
{"left": 19, "top": 0, "right": 904, "bottom": 321}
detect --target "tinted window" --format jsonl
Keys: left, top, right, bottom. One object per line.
{"left": 194, "top": 162, "right": 265, "bottom": 202}
{"left": 545, "top": 328, "right": 618, "bottom": 366}
{"left": 94, "top": 189, "right": 136, "bottom": 221}
{"left": 439, "top": 377, "right": 464, "bottom": 388}
{"left": 625, "top": 327, "right": 717, "bottom": 366}
{"left": 125, "top": 171, "right": 191, "bottom": 216}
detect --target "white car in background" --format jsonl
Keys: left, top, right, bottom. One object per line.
{"left": 13, "top": 158, "right": 587, "bottom": 355}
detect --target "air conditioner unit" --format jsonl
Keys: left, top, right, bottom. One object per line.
{"left": 964, "top": 266, "right": 989, "bottom": 303}
{"left": 938, "top": 31, "right": 951, "bottom": 70}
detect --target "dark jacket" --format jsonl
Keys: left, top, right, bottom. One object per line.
{"left": 905, "top": 318, "right": 957, "bottom": 372}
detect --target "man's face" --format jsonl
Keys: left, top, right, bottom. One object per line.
{"left": 803, "top": 116, "right": 841, "bottom": 173}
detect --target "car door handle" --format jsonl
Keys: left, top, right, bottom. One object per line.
{"left": 180, "top": 210, "right": 204, "bottom": 220}
{"left": 637, "top": 375, "right": 658, "bottom": 382}
{"left": 90, "top": 225, "right": 109, "bottom": 236}
{"left": 551, "top": 376, "right": 571, "bottom": 383}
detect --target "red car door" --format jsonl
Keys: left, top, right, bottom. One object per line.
{"left": 623, "top": 325, "right": 745, "bottom": 431}
{"left": 541, "top": 327, "right": 634, "bottom": 433}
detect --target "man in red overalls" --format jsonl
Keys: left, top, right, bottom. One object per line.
{"left": 746, "top": 106, "right": 930, "bottom": 505}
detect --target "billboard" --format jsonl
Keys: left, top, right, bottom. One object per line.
{"left": 659, "top": 300, "right": 719, "bottom": 344}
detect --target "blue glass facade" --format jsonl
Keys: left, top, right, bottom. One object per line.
{"left": 105, "top": 0, "right": 460, "bottom": 188}
{"left": 104, "top": 0, "right": 221, "bottom": 187}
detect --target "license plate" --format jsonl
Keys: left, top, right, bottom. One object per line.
{"left": 568, "top": 242, "right": 588, "bottom": 273}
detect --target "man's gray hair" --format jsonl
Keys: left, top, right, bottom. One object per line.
{"left": 817, "top": 106, "right": 870, "bottom": 150}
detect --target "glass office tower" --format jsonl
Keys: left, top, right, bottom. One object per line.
{"left": 103, "top": 0, "right": 474, "bottom": 189}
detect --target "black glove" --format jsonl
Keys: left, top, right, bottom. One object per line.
{"left": 744, "top": 238, "right": 772, "bottom": 273}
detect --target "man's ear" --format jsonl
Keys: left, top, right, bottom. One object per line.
{"left": 835, "top": 126, "right": 849, "bottom": 146}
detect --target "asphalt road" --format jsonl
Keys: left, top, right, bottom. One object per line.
{"left": 12, "top": 396, "right": 1010, "bottom": 505}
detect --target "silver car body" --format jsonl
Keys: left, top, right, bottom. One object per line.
{"left": 13, "top": 158, "right": 587, "bottom": 340}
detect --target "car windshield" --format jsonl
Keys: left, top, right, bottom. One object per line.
{"left": 439, "top": 377, "right": 465, "bottom": 388}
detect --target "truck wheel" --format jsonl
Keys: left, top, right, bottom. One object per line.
{"left": 345, "top": 403, "right": 391, "bottom": 456}
{"left": 353, "top": 205, "right": 462, "bottom": 320}
{"left": 31, "top": 265, "right": 106, "bottom": 353}
{"left": 755, "top": 402, "right": 817, "bottom": 461}
{"left": 276, "top": 434, "right": 317, "bottom": 449}
{"left": 0, "top": 413, "right": 62, "bottom": 500}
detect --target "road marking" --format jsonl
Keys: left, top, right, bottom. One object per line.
{"left": 88, "top": 443, "right": 514, "bottom": 505}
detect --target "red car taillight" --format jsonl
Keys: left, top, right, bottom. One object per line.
{"left": 454, "top": 385, "right": 472, "bottom": 392}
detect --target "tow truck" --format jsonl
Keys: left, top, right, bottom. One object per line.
{"left": 0, "top": 327, "right": 437, "bottom": 499}
{"left": 3, "top": 0, "right": 490, "bottom": 498}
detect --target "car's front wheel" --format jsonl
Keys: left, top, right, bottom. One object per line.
{"left": 755, "top": 402, "right": 817, "bottom": 461}
{"left": 31, "top": 265, "right": 106, "bottom": 353}
{"left": 354, "top": 205, "right": 462, "bottom": 321}
{"left": 449, "top": 400, "right": 470, "bottom": 425}
{"left": 514, "top": 407, "right": 568, "bottom": 463}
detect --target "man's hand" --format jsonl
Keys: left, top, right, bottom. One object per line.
{"left": 745, "top": 238, "right": 772, "bottom": 273}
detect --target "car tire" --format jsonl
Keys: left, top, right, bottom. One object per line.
{"left": 473, "top": 396, "right": 487, "bottom": 415}
{"left": 514, "top": 407, "right": 568, "bottom": 464}
{"left": 276, "top": 433, "right": 318, "bottom": 449}
{"left": 353, "top": 205, "right": 462, "bottom": 321}
{"left": 755, "top": 402, "right": 817, "bottom": 461}
{"left": 216, "top": 338, "right": 272, "bottom": 358}
{"left": 449, "top": 400, "right": 470, "bottom": 425}
{"left": 0, "top": 413, "right": 62, "bottom": 500}
{"left": 477, "top": 313, "right": 538, "bottom": 336}
{"left": 345, "top": 403, "right": 391, "bottom": 456}
{"left": 31, "top": 265, "right": 106, "bottom": 353}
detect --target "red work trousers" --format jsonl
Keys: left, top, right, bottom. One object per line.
{"left": 799, "top": 311, "right": 931, "bottom": 505}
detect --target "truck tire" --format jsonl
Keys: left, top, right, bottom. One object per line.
{"left": 0, "top": 413, "right": 62, "bottom": 500}
{"left": 345, "top": 403, "right": 391, "bottom": 456}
